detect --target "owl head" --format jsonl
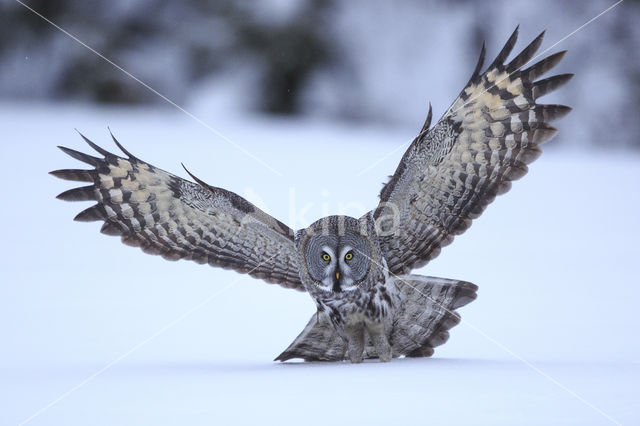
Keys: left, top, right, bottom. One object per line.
{"left": 295, "top": 214, "right": 383, "bottom": 296}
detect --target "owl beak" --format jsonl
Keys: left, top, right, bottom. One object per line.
{"left": 332, "top": 271, "right": 341, "bottom": 292}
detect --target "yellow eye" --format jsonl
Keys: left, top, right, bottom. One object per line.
{"left": 345, "top": 252, "right": 353, "bottom": 261}
{"left": 321, "top": 253, "right": 331, "bottom": 261}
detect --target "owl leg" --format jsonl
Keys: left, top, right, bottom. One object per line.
{"left": 366, "top": 321, "right": 392, "bottom": 362}
{"left": 343, "top": 322, "right": 365, "bottom": 363}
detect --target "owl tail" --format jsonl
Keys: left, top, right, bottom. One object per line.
{"left": 274, "top": 313, "right": 347, "bottom": 362}
{"left": 275, "top": 275, "right": 477, "bottom": 362}
{"left": 390, "top": 275, "right": 477, "bottom": 357}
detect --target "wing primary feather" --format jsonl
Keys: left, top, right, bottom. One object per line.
{"left": 56, "top": 185, "right": 96, "bottom": 201}
{"left": 49, "top": 169, "right": 95, "bottom": 182}
{"left": 181, "top": 163, "right": 215, "bottom": 191}
{"left": 74, "top": 204, "right": 105, "bottom": 222}
{"left": 532, "top": 73, "right": 574, "bottom": 99}
{"left": 75, "top": 129, "right": 113, "bottom": 157}
{"left": 487, "top": 26, "right": 519, "bottom": 70}
{"left": 531, "top": 123, "right": 558, "bottom": 144}
{"left": 537, "top": 104, "right": 572, "bottom": 122}
{"left": 100, "top": 221, "right": 123, "bottom": 236}
{"left": 521, "top": 50, "right": 567, "bottom": 81}
{"left": 420, "top": 103, "right": 433, "bottom": 134}
{"left": 57, "top": 146, "right": 101, "bottom": 166}
{"left": 108, "top": 127, "right": 140, "bottom": 162}
{"left": 506, "top": 30, "right": 545, "bottom": 72}
{"left": 470, "top": 42, "right": 486, "bottom": 82}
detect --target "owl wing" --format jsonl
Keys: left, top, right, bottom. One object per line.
{"left": 51, "top": 133, "right": 304, "bottom": 291}
{"left": 374, "top": 28, "right": 572, "bottom": 275}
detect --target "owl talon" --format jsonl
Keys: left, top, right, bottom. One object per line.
{"left": 348, "top": 350, "right": 364, "bottom": 364}
{"left": 367, "top": 321, "right": 393, "bottom": 362}
{"left": 344, "top": 321, "right": 366, "bottom": 363}
{"left": 378, "top": 346, "right": 393, "bottom": 362}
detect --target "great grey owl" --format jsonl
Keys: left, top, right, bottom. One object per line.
{"left": 51, "top": 28, "right": 571, "bottom": 362}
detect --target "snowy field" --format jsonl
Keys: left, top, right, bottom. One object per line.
{"left": 1, "top": 101, "right": 639, "bottom": 425}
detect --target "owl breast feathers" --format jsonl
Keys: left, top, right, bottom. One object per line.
{"left": 52, "top": 27, "right": 571, "bottom": 362}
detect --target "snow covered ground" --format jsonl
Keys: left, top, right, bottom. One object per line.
{"left": 1, "top": 101, "right": 639, "bottom": 425}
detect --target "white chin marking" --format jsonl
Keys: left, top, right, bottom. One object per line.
{"left": 340, "top": 284, "right": 360, "bottom": 292}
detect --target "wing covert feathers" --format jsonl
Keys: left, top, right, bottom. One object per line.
{"left": 376, "top": 28, "right": 572, "bottom": 275}
{"left": 51, "top": 133, "right": 304, "bottom": 291}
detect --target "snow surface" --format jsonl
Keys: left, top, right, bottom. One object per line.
{"left": 1, "top": 101, "right": 639, "bottom": 425}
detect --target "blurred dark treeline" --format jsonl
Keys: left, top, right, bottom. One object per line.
{"left": 1, "top": 0, "right": 639, "bottom": 149}
{"left": 0, "top": 0, "right": 335, "bottom": 113}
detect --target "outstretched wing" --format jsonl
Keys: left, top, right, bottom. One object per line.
{"left": 374, "top": 27, "right": 572, "bottom": 275}
{"left": 51, "top": 132, "right": 304, "bottom": 291}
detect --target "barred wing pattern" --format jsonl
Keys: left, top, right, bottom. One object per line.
{"left": 51, "top": 134, "right": 304, "bottom": 290}
{"left": 375, "top": 28, "right": 572, "bottom": 275}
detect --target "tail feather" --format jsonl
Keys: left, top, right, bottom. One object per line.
{"left": 391, "top": 275, "right": 476, "bottom": 358}
{"left": 275, "top": 314, "right": 345, "bottom": 362}
{"left": 275, "top": 275, "right": 477, "bottom": 362}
